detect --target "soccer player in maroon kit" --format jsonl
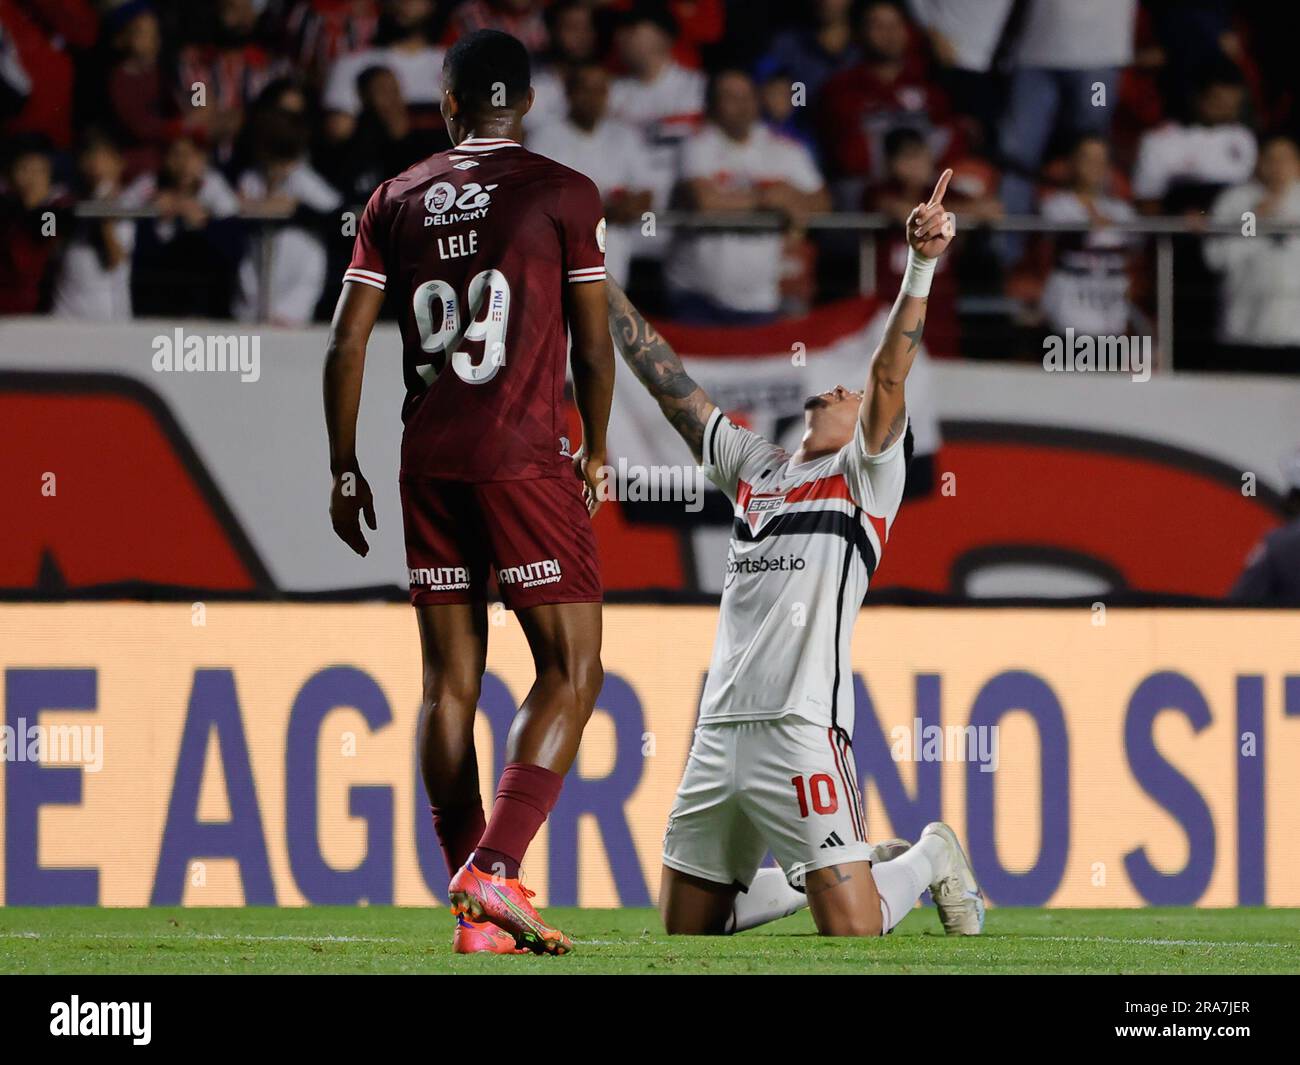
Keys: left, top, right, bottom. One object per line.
{"left": 322, "top": 30, "right": 614, "bottom": 956}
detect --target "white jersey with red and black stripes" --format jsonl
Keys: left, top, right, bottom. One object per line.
{"left": 697, "top": 407, "right": 908, "bottom": 736}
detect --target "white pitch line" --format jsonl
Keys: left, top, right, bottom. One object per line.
{"left": 0, "top": 932, "right": 404, "bottom": 944}
{"left": 1014, "top": 935, "right": 1295, "bottom": 949}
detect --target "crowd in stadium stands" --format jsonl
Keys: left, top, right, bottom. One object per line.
{"left": 1, "top": 0, "right": 1297, "bottom": 371}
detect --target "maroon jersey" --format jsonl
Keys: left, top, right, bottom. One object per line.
{"left": 345, "top": 136, "right": 606, "bottom": 481}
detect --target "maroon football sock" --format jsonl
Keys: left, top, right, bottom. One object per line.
{"left": 472, "top": 763, "right": 564, "bottom": 880}
{"left": 431, "top": 800, "right": 486, "bottom": 877}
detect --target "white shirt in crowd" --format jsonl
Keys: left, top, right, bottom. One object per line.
{"left": 1013, "top": 0, "right": 1136, "bottom": 69}
{"left": 322, "top": 46, "right": 446, "bottom": 115}
{"left": 608, "top": 60, "right": 705, "bottom": 212}
{"left": 523, "top": 66, "right": 567, "bottom": 131}
{"left": 668, "top": 123, "right": 825, "bottom": 314}
{"left": 235, "top": 162, "right": 342, "bottom": 326}
{"left": 1039, "top": 190, "right": 1135, "bottom": 337}
{"left": 1132, "top": 122, "right": 1258, "bottom": 203}
{"left": 52, "top": 181, "right": 149, "bottom": 321}
{"left": 122, "top": 168, "right": 240, "bottom": 239}
{"left": 905, "top": 0, "right": 1014, "bottom": 73}
{"left": 1205, "top": 180, "right": 1300, "bottom": 346}
{"left": 528, "top": 116, "right": 652, "bottom": 284}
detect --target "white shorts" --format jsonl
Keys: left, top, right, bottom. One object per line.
{"left": 662, "top": 716, "right": 873, "bottom": 889}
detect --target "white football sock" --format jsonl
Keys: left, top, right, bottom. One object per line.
{"left": 872, "top": 834, "right": 948, "bottom": 933}
{"left": 725, "top": 867, "right": 807, "bottom": 933}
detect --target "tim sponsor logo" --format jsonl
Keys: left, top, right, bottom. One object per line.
{"left": 408, "top": 566, "right": 470, "bottom": 591}
{"left": 498, "top": 559, "right": 562, "bottom": 589}
{"left": 50, "top": 997, "right": 151, "bottom": 1045}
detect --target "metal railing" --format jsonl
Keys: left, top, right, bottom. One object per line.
{"left": 72, "top": 200, "right": 1300, "bottom": 367}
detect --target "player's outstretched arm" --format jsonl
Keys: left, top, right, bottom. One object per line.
{"left": 606, "top": 278, "right": 717, "bottom": 464}
{"left": 567, "top": 279, "right": 617, "bottom": 516}
{"left": 861, "top": 168, "right": 955, "bottom": 454}
{"left": 323, "top": 281, "right": 384, "bottom": 556}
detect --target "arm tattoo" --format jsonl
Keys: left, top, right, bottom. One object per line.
{"left": 608, "top": 282, "right": 712, "bottom": 458}
{"left": 877, "top": 408, "right": 907, "bottom": 452}
{"left": 902, "top": 316, "right": 925, "bottom": 353}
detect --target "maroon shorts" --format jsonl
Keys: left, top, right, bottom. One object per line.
{"left": 399, "top": 475, "right": 602, "bottom": 610}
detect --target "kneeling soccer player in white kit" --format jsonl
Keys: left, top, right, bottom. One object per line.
{"left": 605, "top": 170, "right": 983, "bottom": 937}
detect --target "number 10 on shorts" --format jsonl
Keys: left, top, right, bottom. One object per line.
{"left": 792, "top": 774, "right": 839, "bottom": 817}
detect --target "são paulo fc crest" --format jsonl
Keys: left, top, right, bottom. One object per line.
{"left": 744, "top": 493, "right": 786, "bottom": 533}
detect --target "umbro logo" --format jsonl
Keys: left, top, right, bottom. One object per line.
{"left": 819, "top": 832, "right": 845, "bottom": 849}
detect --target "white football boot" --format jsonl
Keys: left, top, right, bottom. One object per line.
{"left": 920, "top": 822, "right": 985, "bottom": 935}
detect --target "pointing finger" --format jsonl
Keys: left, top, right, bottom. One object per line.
{"left": 927, "top": 168, "right": 953, "bottom": 208}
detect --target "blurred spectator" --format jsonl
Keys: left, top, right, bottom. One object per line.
{"left": 998, "top": 0, "right": 1137, "bottom": 239}
{"left": 755, "top": 0, "right": 860, "bottom": 107}
{"left": 0, "top": 135, "right": 69, "bottom": 314}
{"left": 178, "top": 0, "right": 287, "bottom": 161}
{"left": 129, "top": 135, "right": 242, "bottom": 318}
{"left": 607, "top": 4, "right": 705, "bottom": 213}
{"left": 0, "top": 0, "right": 98, "bottom": 149}
{"left": 664, "top": 0, "right": 725, "bottom": 70}
{"left": 530, "top": 62, "right": 654, "bottom": 285}
{"left": 325, "top": 64, "right": 448, "bottom": 201}
{"left": 1204, "top": 134, "right": 1300, "bottom": 362}
{"left": 904, "top": 0, "right": 1013, "bottom": 139}
{"left": 606, "top": 0, "right": 726, "bottom": 71}
{"left": 757, "top": 68, "right": 817, "bottom": 156}
{"left": 231, "top": 75, "right": 316, "bottom": 176}
{"left": 1230, "top": 449, "right": 1300, "bottom": 606}
{"left": 449, "top": 0, "right": 548, "bottom": 54}
{"left": 527, "top": 0, "right": 600, "bottom": 131}
{"left": 667, "top": 69, "right": 829, "bottom": 322}
{"left": 1132, "top": 59, "right": 1257, "bottom": 214}
{"left": 51, "top": 132, "right": 137, "bottom": 321}
{"left": 817, "top": 0, "right": 960, "bottom": 199}
{"left": 0, "top": 14, "right": 30, "bottom": 121}
{"left": 866, "top": 128, "right": 1000, "bottom": 356}
{"left": 278, "top": 0, "right": 381, "bottom": 84}
{"left": 1037, "top": 135, "right": 1136, "bottom": 338}
{"left": 104, "top": 3, "right": 189, "bottom": 180}
{"left": 234, "top": 107, "right": 342, "bottom": 325}
{"left": 321, "top": 0, "right": 444, "bottom": 143}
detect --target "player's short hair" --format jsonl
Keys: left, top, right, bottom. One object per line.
{"left": 443, "top": 29, "right": 532, "bottom": 114}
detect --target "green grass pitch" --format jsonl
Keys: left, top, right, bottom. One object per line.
{"left": 2, "top": 907, "right": 1298, "bottom": 974}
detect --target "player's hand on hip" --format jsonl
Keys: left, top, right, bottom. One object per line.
{"left": 906, "top": 168, "right": 957, "bottom": 260}
{"left": 330, "top": 469, "right": 377, "bottom": 556}
{"left": 573, "top": 447, "right": 609, "bottom": 518}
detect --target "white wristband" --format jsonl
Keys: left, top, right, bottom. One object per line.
{"left": 901, "top": 247, "right": 937, "bottom": 298}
